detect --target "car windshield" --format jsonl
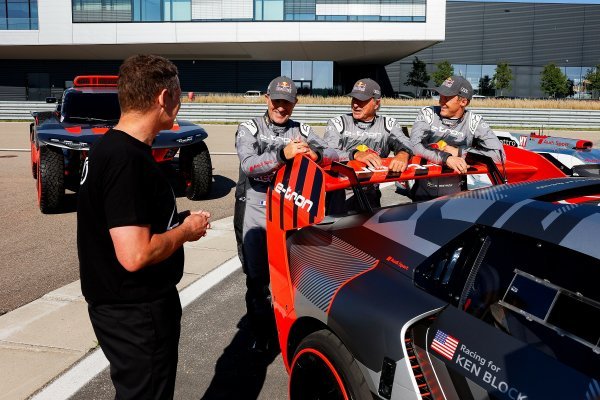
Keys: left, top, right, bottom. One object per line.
{"left": 61, "top": 91, "right": 121, "bottom": 123}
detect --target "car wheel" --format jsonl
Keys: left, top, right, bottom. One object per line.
{"left": 37, "top": 146, "right": 64, "bottom": 213}
{"left": 290, "top": 330, "right": 372, "bottom": 400}
{"left": 180, "top": 141, "right": 212, "bottom": 200}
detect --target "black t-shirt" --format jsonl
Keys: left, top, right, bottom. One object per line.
{"left": 77, "top": 129, "right": 183, "bottom": 305}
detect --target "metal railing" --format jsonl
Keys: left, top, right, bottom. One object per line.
{"left": 2, "top": 101, "right": 600, "bottom": 128}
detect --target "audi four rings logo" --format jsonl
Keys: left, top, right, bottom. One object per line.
{"left": 274, "top": 182, "right": 313, "bottom": 212}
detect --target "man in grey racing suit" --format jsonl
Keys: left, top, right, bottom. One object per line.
{"left": 324, "top": 78, "right": 413, "bottom": 213}
{"left": 234, "top": 76, "right": 337, "bottom": 352}
{"left": 410, "top": 75, "right": 505, "bottom": 200}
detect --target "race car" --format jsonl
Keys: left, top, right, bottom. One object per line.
{"left": 30, "top": 75, "right": 212, "bottom": 213}
{"left": 495, "top": 131, "right": 600, "bottom": 177}
{"left": 266, "top": 149, "right": 600, "bottom": 400}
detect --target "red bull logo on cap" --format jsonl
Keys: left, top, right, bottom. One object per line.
{"left": 354, "top": 81, "right": 367, "bottom": 92}
{"left": 277, "top": 81, "right": 292, "bottom": 93}
{"left": 442, "top": 78, "right": 454, "bottom": 88}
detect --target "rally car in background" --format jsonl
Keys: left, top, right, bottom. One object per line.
{"left": 30, "top": 75, "right": 212, "bottom": 213}
{"left": 495, "top": 130, "right": 600, "bottom": 177}
{"left": 266, "top": 149, "right": 599, "bottom": 400}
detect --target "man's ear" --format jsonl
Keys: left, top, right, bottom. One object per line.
{"left": 374, "top": 98, "right": 381, "bottom": 110}
{"left": 158, "top": 88, "right": 168, "bottom": 108}
{"left": 460, "top": 97, "right": 470, "bottom": 107}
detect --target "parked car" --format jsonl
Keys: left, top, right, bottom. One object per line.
{"left": 266, "top": 150, "right": 599, "bottom": 399}
{"left": 243, "top": 90, "right": 262, "bottom": 98}
{"left": 495, "top": 131, "right": 600, "bottom": 177}
{"left": 30, "top": 75, "right": 212, "bottom": 213}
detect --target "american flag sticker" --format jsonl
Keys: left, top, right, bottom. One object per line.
{"left": 430, "top": 330, "right": 459, "bottom": 360}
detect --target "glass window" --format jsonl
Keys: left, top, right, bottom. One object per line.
{"left": 0, "top": 2, "right": 7, "bottom": 30}
{"left": 281, "top": 61, "right": 292, "bottom": 78}
{"left": 312, "top": 61, "right": 333, "bottom": 89}
{"left": 73, "top": 0, "right": 132, "bottom": 22}
{"left": 7, "top": 0, "right": 30, "bottom": 29}
{"left": 255, "top": 0, "right": 263, "bottom": 19}
{"left": 142, "top": 0, "right": 162, "bottom": 21}
{"left": 290, "top": 61, "right": 312, "bottom": 81}
{"left": 263, "top": 0, "right": 283, "bottom": 20}
{"left": 465, "top": 64, "right": 482, "bottom": 92}
{"left": 172, "top": 0, "right": 190, "bottom": 20}
{"left": 452, "top": 64, "right": 467, "bottom": 78}
{"left": 133, "top": 0, "right": 141, "bottom": 20}
{"left": 163, "top": 0, "right": 171, "bottom": 20}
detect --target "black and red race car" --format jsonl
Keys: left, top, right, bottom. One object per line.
{"left": 266, "top": 148, "right": 600, "bottom": 400}
{"left": 30, "top": 75, "right": 212, "bottom": 213}
{"left": 495, "top": 131, "right": 600, "bottom": 178}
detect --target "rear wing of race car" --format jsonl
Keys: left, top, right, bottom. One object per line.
{"left": 267, "top": 146, "right": 563, "bottom": 231}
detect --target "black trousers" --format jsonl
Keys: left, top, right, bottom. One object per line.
{"left": 88, "top": 289, "right": 182, "bottom": 400}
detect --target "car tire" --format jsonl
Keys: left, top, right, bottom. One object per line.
{"left": 180, "top": 141, "right": 212, "bottom": 200}
{"left": 290, "top": 329, "right": 372, "bottom": 400}
{"left": 37, "top": 146, "right": 64, "bottom": 213}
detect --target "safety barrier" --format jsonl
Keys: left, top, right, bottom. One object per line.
{"left": 2, "top": 101, "right": 600, "bottom": 128}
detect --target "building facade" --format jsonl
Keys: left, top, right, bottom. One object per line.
{"left": 1, "top": 0, "right": 598, "bottom": 99}
{"left": 0, "top": 0, "right": 444, "bottom": 99}
{"left": 387, "top": 1, "right": 600, "bottom": 98}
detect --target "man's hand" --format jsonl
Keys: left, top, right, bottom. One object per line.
{"left": 283, "top": 139, "right": 311, "bottom": 160}
{"left": 354, "top": 150, "right": 382, "bottom": 169}
{"left": 388, "top": 151, "right": 409, "bottom": 173}
{"left": 446, "top": 156, "right": 469, "bottom": 174}
{"left": 181, "top": 210, "right": 211, "bottom": 241}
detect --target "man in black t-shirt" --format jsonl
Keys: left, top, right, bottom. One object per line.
{"left": 77, "top": 55, "right": 210, "bottom": 400}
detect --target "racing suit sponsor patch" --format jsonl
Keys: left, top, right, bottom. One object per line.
{"left": 384, "top": 117, "right": 396, "bottom": 132}
{"left": 300, "top": 123, "right": 311, "bottom": 138}
{"left": 240, "top": 120, "right": 258, "bottom": 136}
{"left": 419, "top": 107, "right": 434, "bottom": 124}
{"left": 469, "top": 113, "right": 482, "bottom": 135}
{"left": 331, "top": 116, "right": 344, "bottom": 133}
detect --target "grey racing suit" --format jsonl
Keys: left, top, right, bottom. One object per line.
{"left": 323, "top": 113, "right": 413, "bottom": 213}
{"left": 233, "top": 113, "right": 337, "bottom": 340}
{"left": 410, "top": 106, "right": 505, "bottom": 200}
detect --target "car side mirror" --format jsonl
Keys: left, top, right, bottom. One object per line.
{"left": 46, "top": 97, "right": 57, "bottom": 103}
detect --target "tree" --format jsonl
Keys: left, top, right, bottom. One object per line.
{"left": 431, "top": 60, "right": 454, "bottom": 86}
{"left": 405, "top": 57, "right": 430, "bottom": 97}
{"left": 478, "top": 75, "right": 494, "bottom": 96}
{"left": 540, "top": 63, "right": 569, "bottom": 98}
{"left": 585, "top": 64, "right": 600, "bottom": 99}
{"left": 492, "top": 62, "right": 512, "bottom": 97}
{"left": 567, "top": 79, "right": 575, "bottom": 98}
